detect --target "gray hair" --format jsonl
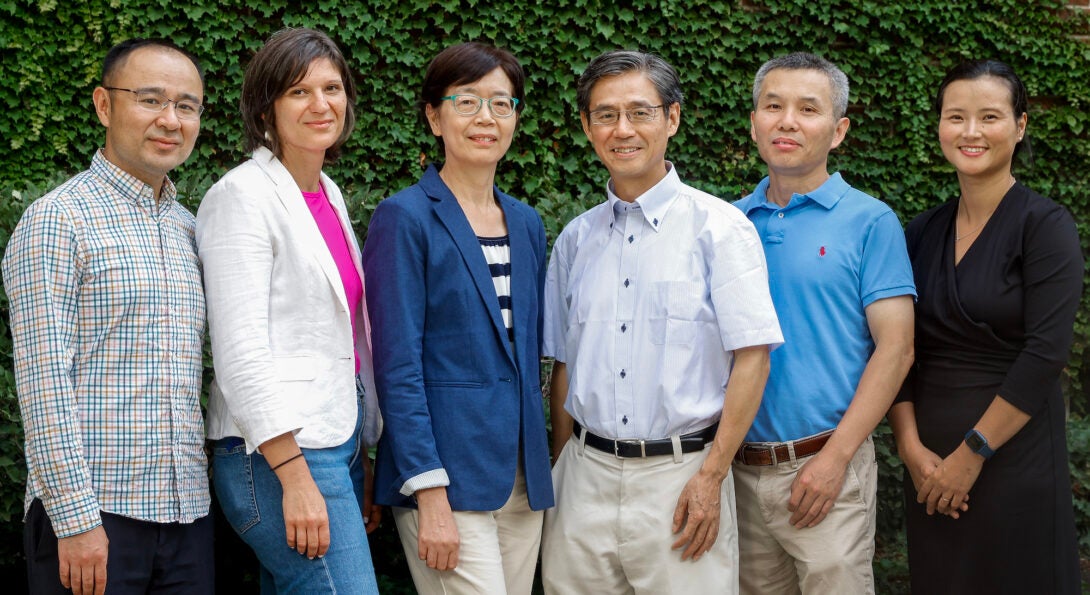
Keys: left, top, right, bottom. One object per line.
{"left": 577, "top": 50, "right": 683, "bottom": 114}
{"left": 752, "top": 52, "right": 849, "bottom": 119}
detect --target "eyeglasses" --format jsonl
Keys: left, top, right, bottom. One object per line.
{"left": 440, "top": 94, "right": 520, "bottom": 118}
{"left": 104, "top": 87, "right": 205, "bottom": 121}
{"left": 587, "top": 105, "right": 664, "bottom": 126}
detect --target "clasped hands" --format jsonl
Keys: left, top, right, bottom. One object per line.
{"left": 904, "top": 442, "right": 981, "bottom": 519}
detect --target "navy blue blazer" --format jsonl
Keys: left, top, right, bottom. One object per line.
{"left": 362, "top": 164, "right": 554, "bottom": 511}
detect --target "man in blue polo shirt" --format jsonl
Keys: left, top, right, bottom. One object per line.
{"left": 732, "top": 52, "right": 916, "bottom": 594}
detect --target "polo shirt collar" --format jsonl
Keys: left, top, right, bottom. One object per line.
{"left": 605, "top": 162, "right": 680, "bottom": 233}
{"left": 742, "top": 171, "right": 848, "bottom": 214}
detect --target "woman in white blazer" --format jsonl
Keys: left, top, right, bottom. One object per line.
{"left": 196, "top": 28, "right": 380, "bottom": 593}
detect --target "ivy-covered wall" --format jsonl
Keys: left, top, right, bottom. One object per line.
{"left": 1, "top": 0, "right": 1088, "bottom": 591}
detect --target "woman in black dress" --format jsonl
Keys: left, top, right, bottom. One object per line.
{"left": 889, "top": 60, "right": 1082, "bottom": 594}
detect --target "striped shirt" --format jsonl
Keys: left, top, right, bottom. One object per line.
{"left": 479, "top": 236, "right": 513, "bottom": 341}
{"left": 2, "top": 151, "right": 209, "bottom": 538}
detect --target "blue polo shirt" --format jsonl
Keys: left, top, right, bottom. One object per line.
{"left": 734, "top": 173, "right": 915, "bottom": 442}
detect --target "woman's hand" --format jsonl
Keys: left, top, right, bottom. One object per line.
{"left": 262, "top": 433, "right": 330, "bottom": 558}
{"left": 277, "top": 460, "right": 331, "bottom": 559}
{"left": 362, "top": 456, "right": 381, "bottom": 534}
{"left": 900, "top": 441, "right": 941, "bottom": 493}
{"left": 917, "top": 444, "right": 983, "bottom": 519}
{"left": 900, "top": 441, "right": 970, "bottom": 518}
{"left": 415, "top": 487, "right": 460, "bottom": 571}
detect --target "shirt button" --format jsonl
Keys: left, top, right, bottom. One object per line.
{"left": 620, "top": 369, "right": 626, "bottom": 378}
{"left": 621, "top": 323, "right": 627, "bottom": 333}
{"left": 627, "top": 235, "right": 634, "bottom": 243}
{"left": 623, "top": 278, "right": 630, "bottom": 287}
{"left": 777, "top": 212, "right": 785, "bottom": 219}
{"left": 622, "top": 415, "right": 628, "bottom": 425}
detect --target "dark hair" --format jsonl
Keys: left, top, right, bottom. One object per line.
{"left": 576, "top": 50, "right": 683, "bottom": 114}
{"left": 752, "top": 52, "right": 849, "bottom": 120}
{"left": 240, "top": 28, "right": 357, "bottom": 163}
{"left": 102, "top": 38, "right": 205, "bottom": 88}
{"left": 419, "top": 42, "right": 525, "bottom": 153}
{"left": 935, "top": 59, "right": 1031, "bottom": 160}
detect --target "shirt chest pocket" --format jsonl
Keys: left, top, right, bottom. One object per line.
{"left": 649, "top": 281, "right": 706, "bottom": 345}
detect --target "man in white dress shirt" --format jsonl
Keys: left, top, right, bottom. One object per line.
{"left": 540, "top": 50, "right": 784, "bottom": 594}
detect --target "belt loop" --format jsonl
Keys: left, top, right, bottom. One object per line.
{"left": 787, "top": 441, "right": 798, "bottom": 468}
{"left": 769, "top": 444, "right": 778, "bottom": 466}
{"left": 670, "top": 435, "right": 683, "bottom": 463}
{"left": 577, "top": 426, "right": 587, "bottom": 456}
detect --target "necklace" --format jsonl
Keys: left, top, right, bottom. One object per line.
{"left": 955, "top": 177, "right": 1015, "bottom": 242}
{"left": 955, "top": 219, "right": 986, "bottom": 242}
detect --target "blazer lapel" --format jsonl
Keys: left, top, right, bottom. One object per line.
{"left": 424, "top": 168, "right": 511, "bottom": 353}
{"left": 500, "top": 193, "right": 531, "bottom": 360}
{"left": 322, "top": 172, "right": 371, "bottom": 341}
{"left": 254, "top": 148, "right": 347, "bottom": 313}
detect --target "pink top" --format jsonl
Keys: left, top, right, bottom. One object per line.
{"left": 302, "top": 185, "right": 363, "bottom": 373}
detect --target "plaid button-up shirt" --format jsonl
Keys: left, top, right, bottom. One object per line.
{"left": 2, "top": 151, "right": 209, "bottom": 537}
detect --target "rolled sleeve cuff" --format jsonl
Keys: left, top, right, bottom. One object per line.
{"left": 722, "top": 327, "right": 784, "bottom": 354}
{"left": 399, "top": 468, "right": 451, "bottom": 497}
{"left": 42, "top": 487, "right": 102, "bottom": 538}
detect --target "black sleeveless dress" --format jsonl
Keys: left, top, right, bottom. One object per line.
{"left": 898, "top": 182, "right": 1082, "bottom": 595}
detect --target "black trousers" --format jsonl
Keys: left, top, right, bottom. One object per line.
{"left": 24, "top": 498, "right": 214, "bottom": 594}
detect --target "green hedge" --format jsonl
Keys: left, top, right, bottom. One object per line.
{"left": 2, "top": 0, "right": 1088, "bottom": 591}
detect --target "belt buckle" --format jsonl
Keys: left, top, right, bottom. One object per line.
{"left": 614, "top": 439, "right": 646, "bottom": 458}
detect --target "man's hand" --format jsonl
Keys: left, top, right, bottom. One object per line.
{"left": 787, "top": 450, "right": 849, "bottom": 528}
{"left": 671, "top": 469, "right": 724, "bottom": 561}
{"left": 58, "top": 525, "right": 108, "bottom": 595}
{"left": 416, "top": 487, "right": 460, "bottom": 571}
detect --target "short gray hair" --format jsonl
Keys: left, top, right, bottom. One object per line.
{"left": 577, "top": 50, "right": 683, "bottom": 114}
{"left": 752, "top": 52, "right": 849, "bottom": 119}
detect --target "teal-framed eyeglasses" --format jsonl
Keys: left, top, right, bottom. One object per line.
{"left": 104, "top": 87, "right": 205, "bottom": 120}
{"left": 588, "top": 104, "right": 664, "bottom": 126}
{"left": 440, "top": 94, "right": 520, "bottom": 118}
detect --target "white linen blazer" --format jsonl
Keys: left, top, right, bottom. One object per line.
{"left": 196, "top": 147, "right": 380, "bottom": 453}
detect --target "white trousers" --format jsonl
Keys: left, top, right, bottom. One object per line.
{"left": 733, "top": 436, "right": 877, "bottom": 595}
{"left": 542, "top": 434, "right": 739, "bottom": 594}
{"left": 393, "top": 465, "right": 543, "bottom": 595}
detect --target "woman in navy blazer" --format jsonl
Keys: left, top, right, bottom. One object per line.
{"left": 362, "top": 42, "right": 553, "bottom": 594}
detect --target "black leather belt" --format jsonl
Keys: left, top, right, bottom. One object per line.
{"left": 573, "top": 421, "right": 718, "bottom": 458}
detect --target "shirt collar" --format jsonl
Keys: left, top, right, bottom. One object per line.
{"left": 90, "top": 149, "right": 176, "bottom": 213}
{"left": 605, "top": 162, "right": 680, "bottom": 233}
{"left": 741, "top": 171, "right": 848, "bottom": 214}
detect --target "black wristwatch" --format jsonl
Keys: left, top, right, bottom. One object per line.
{"left": 964, "top": 429, "right": 995, "bottom": 460}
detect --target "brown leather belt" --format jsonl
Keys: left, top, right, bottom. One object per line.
{"left": 573, "top": 421, "right": 718, "bottom": 458}
{"left": 733, "top": 430, "right": 834, "bottom": 466}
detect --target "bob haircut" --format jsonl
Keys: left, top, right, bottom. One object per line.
{"left": 419, "top": 42, "right": 525, "bottom": 153}
{"left": 240, "top": 28, "right": 357, "bottom": 163}
{"left": 935, "top": 59, "right": 1031, "bottom": 160}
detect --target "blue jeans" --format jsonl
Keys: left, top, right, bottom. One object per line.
{"left": 212, "top": 398, "right": 378, "bottom": 594}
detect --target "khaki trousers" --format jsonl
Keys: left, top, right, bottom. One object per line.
{"left": 542, "top": 433, "right": 739, "bottom": 594}
{"left": 393, "top": 465, "right": 543, "bottom": 595}
{"left": 733, "top": 436, "right": 877, "bottom": 595}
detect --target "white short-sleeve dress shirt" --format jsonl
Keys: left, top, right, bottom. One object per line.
{"left": 543, "top": 164, "right": 783, "bottom": 441}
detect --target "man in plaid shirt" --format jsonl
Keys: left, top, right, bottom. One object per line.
{"left": 3, "top": 39, "right": 212, "bottom": 595}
